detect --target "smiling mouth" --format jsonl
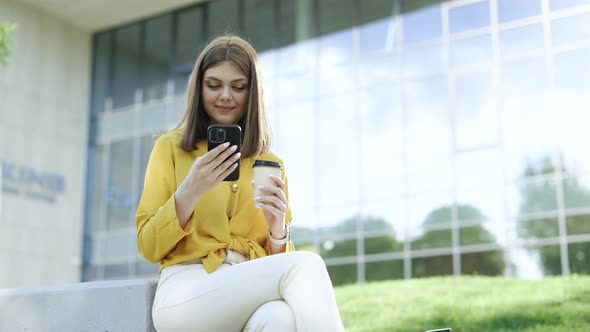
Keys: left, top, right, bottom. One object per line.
{"left": 216, "top": 106, "right": 236, "bottom": 112}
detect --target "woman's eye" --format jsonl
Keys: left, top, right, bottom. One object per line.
{"left": 207, "top": 85, "right": 220, "bottom": 89}
{"left": 233, "top": 86, "right": 246, "bottom": 90}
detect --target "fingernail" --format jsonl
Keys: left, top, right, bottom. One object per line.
{"left": 257, "top": 186, "right": 264, "bottom": 189}
{"left": 255, "top": 197, "right": 261, "bottom": 201}
{"left": 223, "top": 142, "right": 230, "bottom": 147}
{"left": 235, "top": 152, "right": 241, "bottom": 158}
{"left": 230, "top": 145, "right": 237, "bottom": 151}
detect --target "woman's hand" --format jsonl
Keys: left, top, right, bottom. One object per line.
{"left": 254, "top": 175, "right": 288, "bottom": 237}
{"left": 175, "top": 142, "right": 240, "bottom": 227}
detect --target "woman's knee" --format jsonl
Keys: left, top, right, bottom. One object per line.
{"left": 243, "top": 300, "right": 295, "bottom": 332}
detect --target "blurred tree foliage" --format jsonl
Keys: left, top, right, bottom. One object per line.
{"left": 0, "top": 23, "right": 16, "bottom": 65}
{"left": 517, "top": 156, "right": 590, "bottom": 275}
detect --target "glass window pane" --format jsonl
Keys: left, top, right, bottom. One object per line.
{"left": 412, "top": 255, "right": 453, "bottom": 277}
{"left": 107, "top": 139, "right": 135, "bottom": 230}
{"left": 566, "top": 214, "right": 590, "bottom": 236}
{"left": 360, "top": 0, "right": 399, "bottom": 55}
{"left": 551, "top": 12, "right": 590, "bottom": 46}
{"left": 321, "top": 238, "right": 357, "bottom": 258}
{"left": 360, "top": 85, "right": 404, "bottom": 201}
{"left": 319, "top": 0, "right": 354, "bottom": 36}
{"left": 318, "top": 63, "right": 355, "bottom": 95}
{"left": 103, "top": 263, "right": 130, "bottom": 279}
{"left": 366, "top": 260, "right": 404, "bottom": 281}
{"left": 144, "top": 14, "right": 172, "bottom": 102}
{"left": 92, "top": 33, "right": 111, "bottom": 114}
{"left": 455, "top": 149, "right": 503, "bottom": 189}
{"left": 359, "top": 54, "right": 400, "bottom": 87}
{"left": 569, "top": 242, "right": 590, "bottom": 274}
{"left": 513, "top": 178, "right": 559, "bottom": 215}
{"left": 318, "top": 206, "right": 361, "bottom": 237}
{"left": 136, "top": 260, "right": 159, "bottom": 277}
{"left": 318, "top": 95, "right": 359, "bottom": 206}
{"left": 499, "top": 24, "right": 544, "bottom": 59}
{"left": 563, "top": 176, "right": 590, "bottom": 209}
{"left": 327, "top": 263, "right": 357, "bottom": 286}
{"left": 411, "top": 227, "right": 452, "bottom": 250}
{"left": 524, "top": 245, "right": 561, "bottom": 276}
{"left": 86, "top": 145, "right": 106, "bottom": 232}
{"left": 457, "top": 188, "right": 504, "bottom": 224}
{"left": 362, "top": 201, "right": 405, "bottom": 238}
{"left": 403, "top": 43, "right": 444, "bottom": 78}
{"left": 113, "top": 24, "right": 141, "bottom": 109}
{"left": 278, "top": 0, "right": 315, "bottom": 46}
{"left": 176, "top": 7, "right": 204, "bottom": 66}
{"left": 449, "top": 1, "right": 490, "bottom": 34}
{"left": 276, "top": 71, "right": 315, "bottom": 103}
{"left": 554, "top": 47, "right": 590, "bottom": 92}
{"left": 498, "top": 0, "right": 542, "bottom": 22}
{"left": 244, "top": 0, "right": 275, "bottom": 52}
{"left": 402, "top": 3, "right": 442, "bottom": 44}
{"left": 277, "top": 102, "right": 316, "bottom": 211}
{"left": 454, "top": 71, "right": 498, "bottom": 149}
{"left": 460, "top": 224, "right": 498, "bottom": 246}
{"left": 208, "top": 0, "right": 240, "bottom": 37}
{"left": 277, "top": 40, "right": 316, "bottom": 75}
{"left": 518, "top": 217, "right": 559, "bottom": 238}
{"left": 405, "top": 77, "right": 451, "bottom": 194}
{"left": 319, "top": 28, "right": 353, "bottom": 65}
{"left": 450, "top": 34, "right": 492, "bottom": 67}
{"left": 550, "top": 0, "right": 590, "bottom": 11}
{"left": 461, "top": 251, "right": 505, "bottom": 275}
{"left": 138, "top": 135, "right": 158, "bottom": 203}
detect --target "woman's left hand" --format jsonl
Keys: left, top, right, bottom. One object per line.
{"left": 254, "top": 175, "right": 287, "bottom": 236}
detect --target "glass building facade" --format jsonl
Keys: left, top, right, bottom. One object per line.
{"left": 84, "top": 0, "right": 590, "bottom": 284}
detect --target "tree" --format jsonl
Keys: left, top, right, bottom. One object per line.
{"left": 517, "top": 156, "right": 590, "bottom": 275}
{"left": 0, "top": 23, "right": 16, "bottom": 65}
{"left": 412, "top": 204, "right": 505, "bottom": 277}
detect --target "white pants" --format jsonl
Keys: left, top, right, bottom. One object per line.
{"left": 152, "top": 251, "right": 345, "bottom": 332}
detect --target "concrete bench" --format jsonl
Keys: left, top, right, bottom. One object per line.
{"left": 0, "top": 279, "right": 158, "bottom": 332}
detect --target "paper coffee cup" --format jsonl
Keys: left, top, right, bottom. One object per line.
{"left": 252, "top": 160, "right": 282, "bottom": 198}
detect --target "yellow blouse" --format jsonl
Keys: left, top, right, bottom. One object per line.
{"left": 136, "top": 131, "right": 294, "bottom": 273}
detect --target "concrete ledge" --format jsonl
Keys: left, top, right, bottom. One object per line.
{"left": 0, "top": 279, "right": 158, "bottom": 332}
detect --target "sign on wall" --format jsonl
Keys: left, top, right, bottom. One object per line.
{"left": 0, "top": 160, "right": 66, "bottom": 203}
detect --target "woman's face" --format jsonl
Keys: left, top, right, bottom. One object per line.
{"left": 202, "top": 61, "right": 249, "bottom": 125}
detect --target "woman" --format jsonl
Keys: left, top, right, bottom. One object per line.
{"left": 136, "top": 35, "right": 345, "bottom": 332}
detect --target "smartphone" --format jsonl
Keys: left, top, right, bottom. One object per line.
{"left": 426, "top": 329, "right": 452, "bottom": 332}
{"left": 207, "top": 124, "right": 242, "bottom": 181}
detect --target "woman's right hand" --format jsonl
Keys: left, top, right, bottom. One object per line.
{"left": 175, "top": 142, "right": 240, "bottom": 227}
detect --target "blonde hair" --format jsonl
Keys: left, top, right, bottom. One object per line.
{"left": 174, "top": 35, "right": 272, "bottom": 158}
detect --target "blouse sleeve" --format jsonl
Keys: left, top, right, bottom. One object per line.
{"left": 135, "top": 136, "right": 192, "bottom": 263}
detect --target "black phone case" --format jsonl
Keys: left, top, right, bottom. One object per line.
{"left": 207, "top": 125, "right": 242, "bottom": 181}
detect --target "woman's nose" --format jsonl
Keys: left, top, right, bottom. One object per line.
{"left": 220, "top": 87, "right": 231, "bottom": 101}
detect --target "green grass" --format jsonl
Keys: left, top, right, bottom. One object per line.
{"left": 334, "top": 275, "right": 590, "bottom": 332}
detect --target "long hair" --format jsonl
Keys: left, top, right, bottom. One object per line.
{"left": 174, "top": 35, "right": 272, "bottom": 158}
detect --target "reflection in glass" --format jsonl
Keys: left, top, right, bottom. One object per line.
{"left": 144, "top": 15, "right": 172, "bottom": 102}
{"left": 516, "top": 178, "right": 559, "bottom": 215}
{"left": 318, "top": 63, "right": 355, "bottom": 95}
{"left": 450, "top": 34, "right": 492, "bottom": 67}
{"left": 460, "top": 225, "right": 497, "bottom": 246}
{"left": 361, "top": 201, "right": 405, "bottom": 239}
{"left": 449, "top": 1, "right": 490, "bottom": 34}
{"left": 103, "top": 263, "right": 129, "bottom": 279}
{"left": 551, "top": 12, "right": 590, "bottom": 46}
{"left": 208, "top": 0, "right": 239, "bottom": 37}
{"left": 136, "top": 260, "right": 159, "bottom": 276}
{"left": 517, "top": 217, "right": 559, "bottom": 239}
{"left": 554, "top": 48, "right": 590, "bottom": 92}
{"left": 411, "top": 227, "right": 452, "bottom": 250}
{"left": 365, "top": 235, "right": 404, "bottom": 254}
{"left": 321, "top": 239, "right": 357, "bottom": 258}
{"left": 360, "top": 18, "right": 398, "bottom": 55}
{"left": 455, "top": 149, "right": 502, "bottom": 189}
{"left": 402, "top": 4, "right": 442, "bottom": 44}
{"left": 566, "top": 214, "right": 590, "bottom": 235}
{"left": 403, "top": 43, "right": 444, "bottom": 78}
{"left": 87, "top": 145, "right": 105, "bottom": 232}
{"left": 277, "top": 102, "right": 316, "bottom": 211}
{"left": 176, "top": 7, "right": 204, "bottom": 66}
{"left": 277, "top": 40, "right": 316, "bottom": 75}
{"left": 462, "top": 251, "right": 504, "bottom": 275}
{"left": 276, "top": 72, "right": 315, "bottom": 103}
{"left": 113, "top": 24, "right": 141, "bottom": 109}
{"left": 563, "top": 176, "right": 590, "bottom": 209}
{"left": 327, "top": 263, "right": 357, "bottom": 286}
{"left": 317, "top": 206, "right": 361, "bottom": 236}
{"left": 92, "top": 33, "right": 111, "bottom": 114}
{"left": 107, "top": 139, "right": 135, "bottom": 230}
{"left": 525, "top": 245, "right": 561, "bottom": 276}
{"left": 457, "top": 188, "right": 504, "bottom": 225}
{"left": 412, "top": 255, "right": 453, "bottom": 277}
{"left": 497, "top": 0, "right": 542, "bottom": 22}
{"left": 244, "top": 0, "right": 275, "bottom": 52}
{"left": 319, "top": 0, "right": 354, "bottom": 64}
{"left": 102, "top": 232, "right": 134, "bottom": 260}
{"left": 359, "top": 54, "right": 400, "bottom": 86}
{"left": 366, "top": 260, "right": 404, "bottom": 281}
{"left": 550, "top": 0, "right": 590, "bottom": 11}
{"left": 317, "top": 95, "right": 359, "bottom": 206}
{"left": 569, "top": 242, "right": 590, "bottom": 274}
{"left": 454, "top": 71, "right": 497, "bottom": 149}
{"left": 500, "top": 24, "right": 544, "bottom": 59}
{"left": 138, "top": 135, "right": 157, "bottom": 203}
{"left": 360, "top": 85, "right": 403, "bottom": 201}
{"left": 405, "top": 77, "right": 451, "bottom": 194}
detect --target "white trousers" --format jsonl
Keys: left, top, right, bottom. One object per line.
{"left": 152, "top": 251, "right": 345, "bottom": 332}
